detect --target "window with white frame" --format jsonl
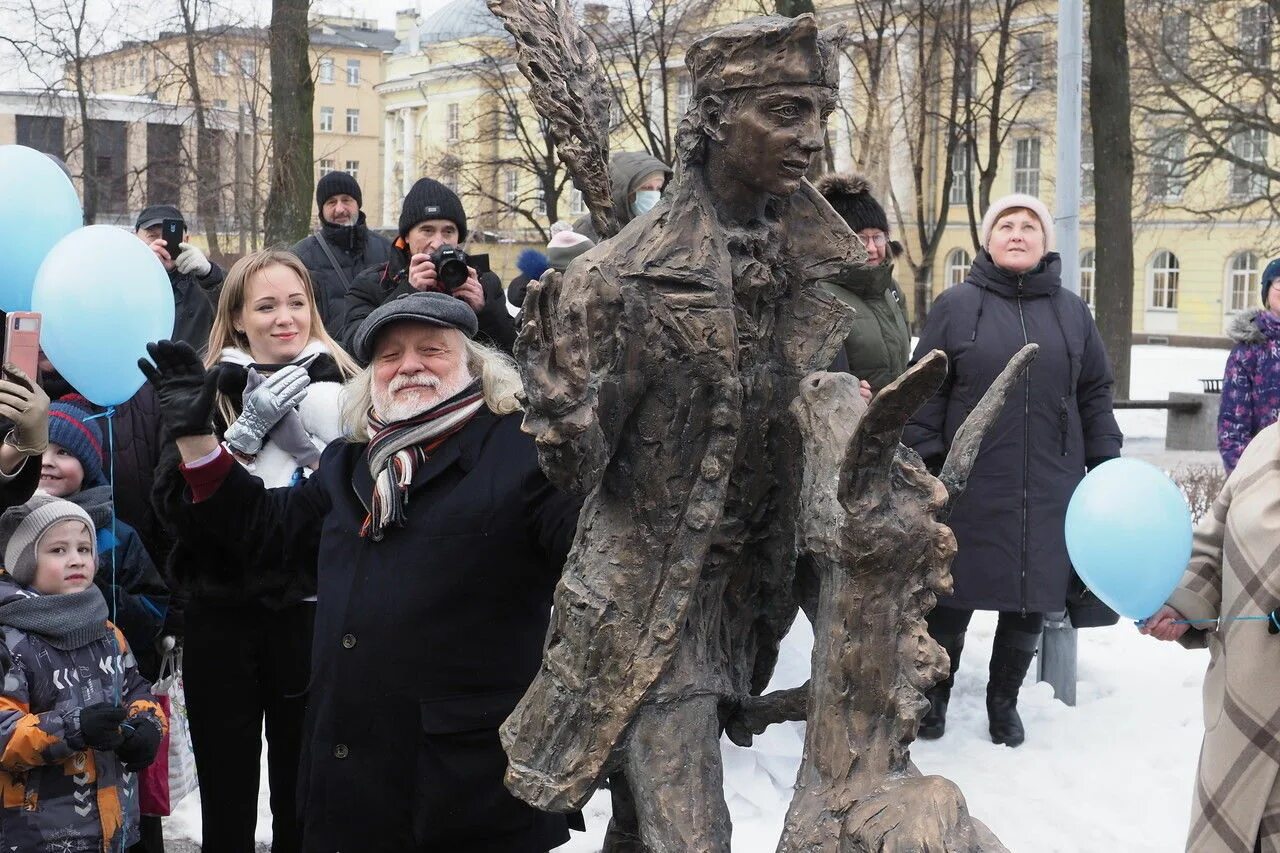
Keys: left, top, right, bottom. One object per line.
{"left": 1013, "top": 138, "right": 1041, "bottom": 196}
{"left": 1079, "top": 249, "right": 1096, "bottom": 309}
{"left": 503, "top": 107, "right": 518, "bottom": 140}
{"left": 1015, "top": 32, "right": 1044, "bottom": 90}
{"left": 1149, "top": 132, "right": 1187, "bottom": 201}
{"left": 946, "top": 248, "right": 971, "bottom": 288}
{"left": 1227, "top": 252, "right": 1260, "bottom": 313}
{"left": 319, "top": 159, "right": 335, "bottom": 177}
{"left": 949, "top": 144, "right": 970, "bottom": 205}
{"left": 346, "top": 59, "right": 361, "bottom": 85}
{"left": 1160, "top": 13, "right": 1190, "bottom": 75}
{"left": 318, "top": 57, "right": 334, "bottom": 84}
{"left": 138, "top": 56, "right": 148, "bottom": 82}
{"left": 345, "top": 160, "right": 359, "bottom": 181}
{"left": 1081, "top": 127, "right": 1095, "bottom": 203}
{"left": 569, "top": 187, "right": 587, "bottom": 216}
{"left": 346, "top": 109, "right": 360, "bottom": 134}
{"left": 1149, "top": 250, "right": 1180, "bottom": 310}
{"left": 213, "top": 49, "right": 228, "bottom": 76}
{"left": 675, "top": 75, "right": 692, "bottom": 119}
{"left": 214, "top": 98, "right": 228, "bottom": 110}
{"left": 319, "top": 107, "right": 333, "bottom": 132}
{"left": 609, "top": 98, "right": 623, "bottom": 129}
{"left": 504, "top": 170, "right": 519, "bottom": 209}
{"left": 535, "top": 186, "right": 546, "bottom": 216}
{"left": 240, "top": 50, "right": 256, "bottom": 78}
{"left": 1238, "top": 5, "right": 1273, "bottom": 67}
{"left": 1230, "top": 129, "right": 1268, "bottom": 200}
{"left": 447, "top": 103, "right": 460, "bottom": 142}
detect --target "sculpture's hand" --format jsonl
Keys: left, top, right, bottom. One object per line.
{"left": 722, "top": 688, "right": 809, "bottom": 747}
{"left": 846, "top": 776, "right": 998, "bottom": 853}
{"left": 515, "top": 271, "right": 606, "bottom": 492}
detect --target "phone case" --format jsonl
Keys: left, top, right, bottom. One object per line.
{"left": 4, "top": 312, "right": 41, "bottom": 380}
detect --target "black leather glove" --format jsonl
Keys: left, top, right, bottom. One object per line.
{"left": 138, "top": 340, "right": 220, "bottom": 438}
{"left": 1268, "top": 608, "right": 1280, "bottom": 635}
{"left": 73, "top": 702, "right": 126, "bottom": 751}
{"left": 116, "top": 717, "right": 164, "bottom": 771}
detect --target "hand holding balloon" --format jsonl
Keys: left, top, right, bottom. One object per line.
{"left": 1139, "top": 605, "right": 1190, "bottom": 642}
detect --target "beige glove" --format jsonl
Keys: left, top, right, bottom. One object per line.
{"left": 0, "top": 364, "right": 50, "bottom": 455}
{"left": 174, "top": 242, "right": 212, "bottom": 278}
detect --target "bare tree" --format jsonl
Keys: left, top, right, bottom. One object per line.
{"left": 1128, "top": 0, "right": 1279, "bottom": 228}
{"left": 0, "top": 0, "right": 119, "bottom": 223}
{"left": 264, "top": 0, "right": 313, "bottom": 246}
{"left": 587, "top": 0, "right": 708, "bottom": 165}
{"left": 887, "top": 0, "right": 967, "bottom": 329}
{"left": 443, "top": 41, "right": 572, "bottom": 242}
{"left": 830, "top": 0, "right": 898, "bottom": 186}
{"left": 1089, "top": 0, "right": 1135, "bottom": 397}
{"left": 955, "top": 0, "right": 1043, "bottom": 247}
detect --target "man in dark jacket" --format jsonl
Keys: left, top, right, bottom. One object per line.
{"left": 134, "top": 205, "right": 224, "bottom": 355}
{"left": 140, "top": 291, "right": 581, "bottom": 852}
{"left": 291, "top": 171, "right": 394, "bottom": 337}
{"left": 342, "top": 178, "right": 515, "bottom": 358}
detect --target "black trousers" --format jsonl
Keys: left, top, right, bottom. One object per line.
{"left": 926, "top": 605, "right": 1045, "bottom": 638}
{"left": 183, "top": 599, "right": 314, "bottom": 853}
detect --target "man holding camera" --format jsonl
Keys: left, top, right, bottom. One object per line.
{"left": 134, "top": 205, "right": 224, "bottom": 354}
{"left": 292, "top": 171, "right": 394, "bottom": 337}
{"left": 343, "top": 178, "right": 515, "bottom": 360}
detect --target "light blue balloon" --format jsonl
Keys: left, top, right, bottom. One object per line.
{"left": 32, "top": 225, "right": 175, "bottom": 406}
{"left": 1064, "top": 458, "right": 1193, "bottom": 621}
{"left": 0, "top": 145, "right": 83, "bottom": 311}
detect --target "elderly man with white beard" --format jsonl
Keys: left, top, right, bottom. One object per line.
{"left": 138, "top": 292, "right": 584, "bottom": 853}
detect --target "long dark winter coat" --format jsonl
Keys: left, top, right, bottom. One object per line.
{"left": 822, "top": 260, "right": 911, "bottom": 391}
{"left": 341, "top": 242, "right": 516, "bottom": 359}
{"left": 1218, "top": 308, "right": 1280, "bottom": 473}
{"left": 903, "top": 251, "right": 1123, "bottom": 613}
{"left": 290, "top": 213, "right": 395, "bottom": 337}
{"left": 164, "top": 409, "right": 582, "bottom": 852}
{"left": 170, "top": 262, "right": 224, "bottom": 356}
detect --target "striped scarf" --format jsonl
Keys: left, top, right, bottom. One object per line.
{"left": 362, "top": 379, "right": 485, "bottom": 541}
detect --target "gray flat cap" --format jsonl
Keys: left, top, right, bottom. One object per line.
{"left": 352, "top": 291, "right": 479, "bottom": 362}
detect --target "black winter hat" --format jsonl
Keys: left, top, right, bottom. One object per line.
{"left": 316, "top": 171, "right": 363, "bottom": 213}
{"left": 815, "top": 173, "right": 890, "bottom": 235}
{"left": 398, "top": 178, "right": 468, "bottom": 243}
{"left": 1264, "top": 257, "right": 1280, "bottom": 306}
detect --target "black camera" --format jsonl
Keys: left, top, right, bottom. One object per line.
{"left": 430, "top": 245, "right": 470, "bottom": 293}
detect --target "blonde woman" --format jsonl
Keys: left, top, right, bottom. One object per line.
{"left": 154, "top": 249, "right": 357, "bottom": 852}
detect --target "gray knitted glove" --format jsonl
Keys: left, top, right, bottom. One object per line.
{"left": 224, "top": 365, "right": 310, "bottom": 456}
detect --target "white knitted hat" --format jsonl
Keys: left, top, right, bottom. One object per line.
{"left": 980, "top": 193, "right": 1055, "bottom": 251}
{"left": 0, "top": 495, "right": 96, "bottom": 586}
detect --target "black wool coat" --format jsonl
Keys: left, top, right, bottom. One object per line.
{"left": 291, "top": 215, "right": 395, "bottom": 338}
{"left": 902, "top": 251, "right": 1123, "bottom": 614}
{"left": 170, "top": 262, "right": 224, "bottom": 356}
{"left": 166, "top": 408, "right": 582, "bottom": 852}
{"left": 341, "top": 246, "right": 516, "bottom": 359}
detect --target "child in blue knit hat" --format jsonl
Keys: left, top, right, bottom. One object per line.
{"left": 38, "top": 402, "right": 169, "bottom": 677}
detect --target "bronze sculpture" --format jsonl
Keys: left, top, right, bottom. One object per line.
{"left": 487, "top": 5, "right": 1018, "bottom": 850}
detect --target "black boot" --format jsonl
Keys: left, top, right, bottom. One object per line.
{"left": 919, "top": 631, "right": 965, "bottom": 740}
{"left": 986, "top": 628, "right": 1040, "bottom": 747}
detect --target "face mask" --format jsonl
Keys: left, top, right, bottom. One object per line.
{"left": 632, "top": 190, "right": 661, "bottom": 217}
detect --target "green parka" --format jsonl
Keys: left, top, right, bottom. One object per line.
{"left": 821, "top": 260, "right": 911, "bottom": 391}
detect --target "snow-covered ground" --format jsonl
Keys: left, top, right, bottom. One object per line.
{"left": 168, "top": 343, "right": 1233, "bottom": 851}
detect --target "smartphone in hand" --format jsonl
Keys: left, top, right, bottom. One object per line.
{"left": 161, "top": 218, "right": 184, "bottom": 261}
{"left": 3, "top": 312, "right": 41, "bottom": 382}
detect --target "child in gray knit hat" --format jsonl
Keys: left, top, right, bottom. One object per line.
{"left": 0, "top": 494, "right": 166, "bottom": 850}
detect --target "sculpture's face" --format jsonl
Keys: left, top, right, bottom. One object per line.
{"left": 715, "top": 84, "right": 835, "bottom": 197}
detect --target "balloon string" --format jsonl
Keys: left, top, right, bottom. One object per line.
{"left": 1175, "top": 615, "right": 1273, "bottom": 625}
{"left": 83, "top": 405, "right": 130, "bottom": 853}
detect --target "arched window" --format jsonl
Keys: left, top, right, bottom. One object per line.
{"left": 946, "top": 248, "right": 971, "bottom": 288}
{"left": 1148, "top": 250, "right": 1180, "bottom": 310}
{"left": 1227, "top": 252, "right": 1260, "bottom": 313}
{"left": 1079, "top": 249, "right": 1096, "bottom": 309}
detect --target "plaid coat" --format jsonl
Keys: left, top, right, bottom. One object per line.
{"left": 1168, "top": 422, "right": 1280, "bottom": 852}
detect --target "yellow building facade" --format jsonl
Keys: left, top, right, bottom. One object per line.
{"left": 81, "top": 14, "right": 398, "bottom": 231}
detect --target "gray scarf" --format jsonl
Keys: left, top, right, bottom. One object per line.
{"left": 0, "top": 585, "right": 110, "bottom": 650}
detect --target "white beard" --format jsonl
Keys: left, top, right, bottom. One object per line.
{"left": 372, "top": 363, "right": 473, "bottom": 424}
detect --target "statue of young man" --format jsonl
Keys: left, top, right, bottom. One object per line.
{"left": 506, "top": 14, "right": 864, "bottom": 851}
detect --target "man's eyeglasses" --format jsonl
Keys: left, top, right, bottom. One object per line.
{"left": 856, "top": 232, "right": 888, "bottom": 249}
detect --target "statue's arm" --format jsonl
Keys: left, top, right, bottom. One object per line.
{"left": 515, "top": 266, "right": 626, "bottom": 495}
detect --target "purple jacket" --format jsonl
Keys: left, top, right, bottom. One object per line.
{"left": 1218, "top": 309, "right": 1280, "bottom": 472}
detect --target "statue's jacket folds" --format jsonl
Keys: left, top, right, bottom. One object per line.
{"left": 503, "top": 168, "right": 863, "bottom": 811}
